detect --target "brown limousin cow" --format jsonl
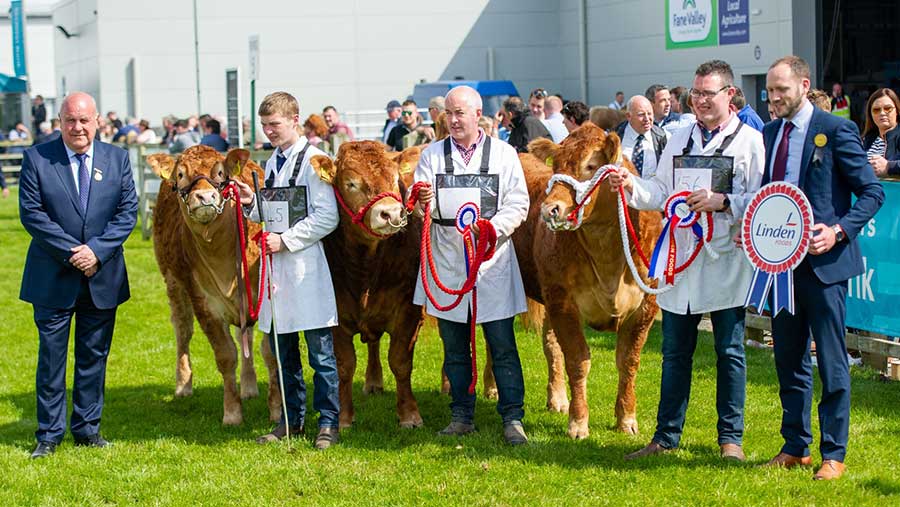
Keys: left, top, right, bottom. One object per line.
{"left": 148, "top": 146, "right": 280, "bottom": 425}
{"left": 512, "top": 123, "right": 661, "bottom": 438}
{"left": 310, "top": 141, "right": 425, "bottom": 429}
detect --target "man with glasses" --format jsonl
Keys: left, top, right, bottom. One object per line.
{"left": 615, "top": 95, "right": 668, "bottom": 179}
{"left": 386, "top": 100, "right": 424, "bottom": 152}
{"left": 562, "top": 101, "right": 589, "bottom": 132}
{"left": 610, "top": 60, "right": 765, "bottom": 462}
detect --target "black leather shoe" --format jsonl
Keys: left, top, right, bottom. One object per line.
{"left": 74, "top": 434, "right": 110, "bottom": 448}
{"left": 314, "top": 427, "right": 339, "bottom": 450}
{"left": 30, "top": 441, "right": 57, "bottom": 459}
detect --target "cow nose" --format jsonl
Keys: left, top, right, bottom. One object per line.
{"left": 380, "top": 210, "right": 392, "bottom": 222}
{"left": 548, "top": 204, "right": 560, "bottom": 217}
{"left": 195, "top": 190, "right": 218, "bottom": 206}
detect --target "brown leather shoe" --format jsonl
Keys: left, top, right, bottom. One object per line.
{"left": 720, "top": 443, "right": 746, "bottom": 461}
{"left": 624, "top": 441, "right": 670, "bottom": 461}
{"left": 761, "top": 452, "right": 812, "bottom": 468}
{"left": 813, "top": 460, "right": 845, "bottom": 480}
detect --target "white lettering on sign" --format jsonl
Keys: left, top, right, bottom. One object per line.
{"left": 848, "top": 256, "right": 875, "bottom": 302}
{"left": 669, "top": 0, "right": 713, "bottom": 43}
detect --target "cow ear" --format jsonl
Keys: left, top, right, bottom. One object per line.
{"left": 527, "top": 138, "right": 559, "bottom": 168}
{"left": 147, "top": 154, "right": 175, "bottom": 180}
{"left": 601, "top": 131, "right": 623, "bottom": 165}
{"left": 224, "top": 149, "right": 251, "bottom": 177}
{"left": 397, "top": 145, "right": 423, "bottom": 175}
{"left": 310, "top": 155, "right": 336, "bottom": 183}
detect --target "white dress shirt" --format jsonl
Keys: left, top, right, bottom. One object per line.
{"left": 542, "top": 112, "right": 569, "bottom": 143}
{"left": 63, "top": 142, "right": 95, "bottom": 194}
{"left": 620, "top": 123, "right": 659, "bottom": 179}
{"left": 769, "top": 99, "right": 814, "bottom": 186}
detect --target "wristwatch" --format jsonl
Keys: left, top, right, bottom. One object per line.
{"left": 719, "top": 194, "right": 731, "bottom": 212}
{"left": 832, "top": 224, "right": 845, "bottom": 242}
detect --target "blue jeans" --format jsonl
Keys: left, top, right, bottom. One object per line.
{"left": 437, "top": 316, "right": 525, "bottom": 425}
{"left": 269, "top": 326, "right": 340, "bottom": 429}
{"left": 653, "top": 307, "right": 746, "bottom": 449}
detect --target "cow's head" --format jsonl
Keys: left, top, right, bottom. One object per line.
{"left": 310, "top": 141, "right": 422, "bottom": 239}
{"left": 531, "top": 122, "right": 632, "bottom": 231}
{"left": 147, "top": 145, "right": 253, "bottom": 224}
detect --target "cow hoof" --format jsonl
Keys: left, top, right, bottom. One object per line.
{"left": 546, "top": 396, "right": 570, "bottom": 414}
{"left": 174, "top": 384, "right": 193, "bottom": 397}
{"left": 363, "top": 384, "right": 384, "bottom": 395}
{"left": 268, "top": 409, "right": 281, "bottom": 423}
{"left": 399, "top": 414, "right": 424, "bottom": 429}
{"left": 222, "top": 411, "right": 243, "bottom": 426}
{"left": 339, "top": 418, "right": 354, "bottom": 430}
{"left": 618, "top": 418, "right": 639, "bottom": 435}
{"left": 240, "top": 384, "right": 259, "bottom": 400}
{"left": 567, "top": 419, "right": 589, "bottom": 440}
{"left": 483, "top": 387, "right": 499, "bottom": 400}
{"left": 440, "top": 384, "right": 451, "bottom": 396}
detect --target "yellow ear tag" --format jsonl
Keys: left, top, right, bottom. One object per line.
{"left": 545, "top": 156, "right": 554, "bottom": 168}
{"left": 400, "top": 162, "right": 412, "bottom": 174}
{"left": 318, "top": 166, "right": 333, "bottom": 184}
{"left": 814, "top": 134, "right": 828, "bottom": 147}
{"left": 231, "top": 160, "right": 242, "bottom": 177}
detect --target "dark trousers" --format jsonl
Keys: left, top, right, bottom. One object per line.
{"left": 437, "top": 315, "right": 525, "bottom": 425}
{"left": 772, "top": 261, "right": 850, "bottom": 461}
{"left": 653, "top": 306, "right": 746, "bottom": 449}
{"left": 34, "top": 280, "right": 117, "bottom": 444}
{"left": 269, "top": 327, "right": 340, "bottom": 429}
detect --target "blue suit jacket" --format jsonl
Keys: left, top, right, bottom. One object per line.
{"left": 19, "top": 138, "right": 138, "bottom": 309}
{"left": 762, "top": 107, "right": 885, "bottom": 284}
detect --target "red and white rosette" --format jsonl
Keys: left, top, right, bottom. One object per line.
{"left": 741, "top": 182, "right": 813, "bottom": 315}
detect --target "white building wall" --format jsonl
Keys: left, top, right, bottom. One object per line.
{"left": 52, "top": 0, "right": 100, "bottom": 104}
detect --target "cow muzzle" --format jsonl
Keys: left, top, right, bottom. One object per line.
{"left": 187, "top": 189, "right": 226, "bottom": 223}
{"left": 367, "top": 200, "right": 408, "bottom": 236}
{"left": 541, "top": 199, "right": 577, "bottom": 231}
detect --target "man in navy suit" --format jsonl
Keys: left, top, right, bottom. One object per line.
{"left": 18, "top": 92, "right": 137, "bottom": 458}
{"left": 760, "top": 57, "right": 884, "bottom": 480}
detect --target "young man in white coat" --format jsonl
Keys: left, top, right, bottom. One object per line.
{"left": 235, "top": 92, "right": 341, "bottom": 449}
{"left": 610, "top": 60, "right": 765, "bottom": 461}
{"left": 413, "top": 86, "right": 531, "bottom": 445}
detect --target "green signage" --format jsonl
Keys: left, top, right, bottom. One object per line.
{"left": 666, "top": 0, "right": 719, "bottom": 50}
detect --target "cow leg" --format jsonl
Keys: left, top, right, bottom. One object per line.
{"left": 332, "top": 327, "right": 357, "bottom": 429}
{"left": 482, "top": 342, "right": 498, "bottom": 400}
{"left": 614, "top": 300, "right": 655, "bottom": 435}
{"left": 547, "top": 302, "right": 591, "bottom": 439}
{"left": 440, "top": 367, "right": 451, "bottom": 395}
{"left": 543, "top": 322, "right": 569, "bottom": 413}
{"left": 363, "top": 336, "right": 384, "bottom": 395}
{"left": 194, "top": 304, "right": 242, "bottom": 426}
{"left": 260, "top": 333, "right": 281, "bottom": 422}
{"left": 166, "top": 276, "right": 194, "bottom": 398}
{"left": 388, "top": 330, "right": 423, "bottom": 428}
{"left": 236, "top": 326, "right": 259, "bottom": 400}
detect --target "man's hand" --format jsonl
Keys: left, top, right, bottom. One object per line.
{"left": 809, "top": 223, "right": 837, "bottom": 255}
{"left": 733, "top": 231, "right": 743, "bottom": 249}
{"left": 416, "top": 125, "right": 436, "bottom": 141}
{"left": 687, "top": 189, "right": 726, "bottom": 213}
{"left": 69, "top": 245, "right": 99, "bottom": 272}
{"left": 233, "top": 180, "right": 256, "bottom": 205}
{"left": 418, "top": 187, "right": 434, "bottom": 207}
{"left": 1, "top": 188, "right": 8, "bottom": 199}
{"left": 870, "top": 155, "right": 889, "bottom": 176}
{"left": 84, "top": 265, "right": 98, "bottom": 277}
{"left": 266, "top": 233, "right": 284, "bottom": 253}
{"left": 607, "top": 167, "right": 633, "bottom": 193}
{"left": 469, "top": 221, "right": 480, "bottom": 238}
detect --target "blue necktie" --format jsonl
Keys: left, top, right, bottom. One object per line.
{"left": 275, "top": 153, "right": 287, "bottom": 174}
{"left": 75, "top": 153, "right": 89, "bottom": 212}
{"left": 632, "top": 134, "right": 645, "bottom": 176}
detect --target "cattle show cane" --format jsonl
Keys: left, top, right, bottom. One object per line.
{"left": 252, "top": 172, "right": 293, "bottom": 448}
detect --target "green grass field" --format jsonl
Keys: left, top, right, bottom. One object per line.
{"left": 0, "top": 187, "right": 898, "bottom": 506}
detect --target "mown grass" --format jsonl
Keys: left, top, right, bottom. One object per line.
{"left": 0, "top": 187, "right": 898, "bottom": 506}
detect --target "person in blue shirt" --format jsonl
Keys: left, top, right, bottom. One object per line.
{"left": 731, "top": 87, "right": 765, "bottom": 132}
{"left": 200, "top": 119, "right": 229, "bottom": 152}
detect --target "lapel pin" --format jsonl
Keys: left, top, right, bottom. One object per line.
{"left": 93, "top": 168, "right": 103, "bottom": 181}
{"left": 814, "top": 134, "right": 827, "bottom": 148}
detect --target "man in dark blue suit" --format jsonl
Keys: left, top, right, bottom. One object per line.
{"left": 760, "top": 57, "right": 884, "bottom": 480}
{"left": 18, "top": 92, "right": 137, "bottom": 459}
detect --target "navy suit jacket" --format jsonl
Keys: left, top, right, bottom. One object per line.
{"left": 762, "top": 107, "right": 884, "bottom": 284}
{"left": 19, "top": 138, "right": 138, "bottom": 310}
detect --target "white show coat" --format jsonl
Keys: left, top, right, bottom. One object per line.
{"left": 249, "top": 137, "right": 339, "bottom": 333}
{"left": 627, "top": 114, "right": 765, "bottom": 314}
{"left": 413, "top": 133, "right": 529, "bottom": 323}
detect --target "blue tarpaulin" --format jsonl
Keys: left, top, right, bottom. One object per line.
{"left": 0, "top": 73, "right": 28, "bottom": 93}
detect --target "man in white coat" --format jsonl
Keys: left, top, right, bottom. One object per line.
{"left": 413, "top": 86, "right": 530, "bottom": 445}
{"left": 235, "top": 92, "right": 341, "bottom": 449}
{"left": 610, "top": 60, "right": 765, "bottom": 461}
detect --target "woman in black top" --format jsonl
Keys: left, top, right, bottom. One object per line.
{"left": 862, "top": 88, "right": 900, "bottom": 177}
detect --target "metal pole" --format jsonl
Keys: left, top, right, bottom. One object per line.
{"left": 193, "top": 0, "right": 202, "bottom": 115}
{"left": 579, "top": 0, "right": 589, "bottom": 103}
{"left": 251, "top": 79, "right": 256, "bottom": 147}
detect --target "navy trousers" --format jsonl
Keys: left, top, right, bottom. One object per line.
{"left": 772, "top": 260, "right": 850, "bottom": 462}
{"left": 34, "top": 279, "right": 117, "bottom": 444}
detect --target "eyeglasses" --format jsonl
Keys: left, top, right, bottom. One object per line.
{"left": 401, "top": 111, "right": 415, "bottom": 117}
{"left": 689, "top": 85, "right": 731, "bottom": 101}
{"left": 872, "top": 105, "right": 895, "bottom": 115}
{"left": 531, "top": 88, "right": 548, "bottom": 99}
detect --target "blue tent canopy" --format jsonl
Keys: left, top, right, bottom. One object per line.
{"left": 0, "top": 72, "right": 28, "bottom": 93}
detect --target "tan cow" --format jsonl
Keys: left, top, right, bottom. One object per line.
{"left": 148, "top": 146, "right": 280, "bottom": 425}
{"left": 310, "top": 141, "right": 426, "bottom": 429}
{"left": 512, "top": 123, "right": 661, "bottom": 438}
